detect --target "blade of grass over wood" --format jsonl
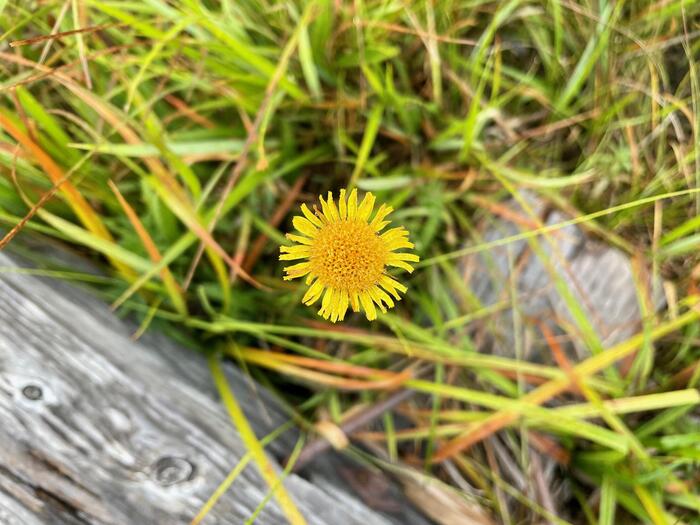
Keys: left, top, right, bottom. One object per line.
{"left": 233, "top": 347, "right": 411, "bottom": 391}
{"left": 541, "top": 323, "right": 647, "bottom": 460}
{"left": 490, "top": 168, "right": 643, "bottom": 454}
{"left": 190, "top": 420, "right": 295, "bottom": 525}
{"left": 245, "top": 434, "right": 305, "bottom": 525}
{"left": 405, "top": 379, "right": 629, "bottom": 453}
{"left": 554, "top": 389, "right": 700, "bottom": 419}
{"left": 491, "top": 171, "right": 607, "bottom": 357}
{"left": 34, "top": 209, "right": 153, "bottom": 274}
{"left": 209, "top": 357, "right": 306, "bottom": 525}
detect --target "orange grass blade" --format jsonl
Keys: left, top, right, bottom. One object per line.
{"left": 0, "top": 111, "right": 108, "bottom": 238}
{"left": 540, "top": 322, "right": 649, "bottom": 461}
{"left": 149, "top": 176, "right": 264, "bottom": 288}
{"left": 108, "top": 180, "right": 187, "bottom": 315}
{"left": 233, "top": 348, "right": 411, "bottom": 391}
{"left": 238, "top": 348, "right": 400, "bottom": 378}
{"left": 9, "top": 23, "right": 124, "bottom": 47}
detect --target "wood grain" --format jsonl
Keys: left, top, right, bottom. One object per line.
{"left": 0, "top": 252, "right": 399, "bottom": 525}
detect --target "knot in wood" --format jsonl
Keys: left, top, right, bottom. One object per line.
{"left": 21, "top": 384, "right": 43, "bottom": 401}
{"left": 151, "top": 456, "right": 195, "bottom": 486}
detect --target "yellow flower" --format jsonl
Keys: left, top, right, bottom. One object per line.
{"left": 280, "top": 189, "right": 419, "bottom": 322}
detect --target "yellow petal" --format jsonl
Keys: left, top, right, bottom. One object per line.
{"left": 338, "top": 189, "right": 347, "bottom": 220}
{"left": 338, "top": 289, "right": 349, "bottom": 321}
{"left": 381, "top": 227, "right": 408, "bottom": 241}
{"left": 318, "top": 195, "right": 329, "bottom": 221}
{"left": 302, "top": 279, "right": 324, "bottom": 305}
{"left": 347, "top": 188, "right": 358, "bottom": 218}
{"left": 386, "top": 259, "right": 415, "bottom": 272}
{"left": 375, "top": 221, "right": 390, "bottom": 232}
{"left": 369, "top": 204, "right": 393, "bottom": 231}
{"left": 371, "top": 285, "right": 394, "bottom": 309}
{"left": 318, "top": 287, "right": 333, "bottom": 319}
{"left": 286, "top": 233, "right": 313, "bottom": 245}
{"left": 388, "top": 252, "right": 420, "bottom": 262}
{"left": 320, "top": 193, "right": 339, "bottom": 222}
{"left": 359, "top": 291, "right": 377, "bottom": 320}
{"left": 386, "top": 238, "right": 415, "bottom": 250}
{"left": 280, "top": 245, "right": 311, "bottom": 254}
{"left": 280, "top": 252, "right": 311, "bottom": 261}
{"left": 301, "top": 203, "right": 323, "bottom": 227}
{"left": 280, "top": 244, "right": 311, "bottom": 260}
{"left": 357, "top": 192, "right": 376, "bottom": 221}
{"left": 379, "top": 275, "right": 407, "bottom": 298}
{"left": 293, "top": 216, "right": 318, "bottom": 237}
{"left": 350, "top": 291, "right": 360, "bottom": 312}
{"left": 368, "top": 286, "right": 387, "bottom": 313}
{"left": 329, "top": 289, "right": 341, "bottom": 323}
{"left": 283, "top": 262, "right": 311, "bottom": 280}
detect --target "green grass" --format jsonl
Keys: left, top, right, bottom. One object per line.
{"left": 2, "top": 1, "right": 700, "bottom": 524}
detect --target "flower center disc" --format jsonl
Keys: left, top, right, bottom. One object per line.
{"left": 310, "top": 219, "right": 387, "bottom": 292}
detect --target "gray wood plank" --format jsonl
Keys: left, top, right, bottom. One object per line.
{"left": 0, "top": 251, "right": 398, "bottom": 525}
{"left": 460, "top": 193, "right": 665, "bottom": 520}
{"left": 464, "top": 193, "right": 664, "bottom": 363}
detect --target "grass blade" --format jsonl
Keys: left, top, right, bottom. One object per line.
{"left": 209, "top": 356, "right": 307, "bottom": 525}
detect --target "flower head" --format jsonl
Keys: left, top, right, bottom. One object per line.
{"left": 281, "top": 189, "right": 419, "bottom": 322}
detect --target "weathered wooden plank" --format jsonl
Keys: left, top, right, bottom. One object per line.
{"left": 460, "top": 194, "right": 665, "bottom": 520}
{"left": 0, "top": 251, "right": 403, "bottom": 525}
{"left": 464, "top": 194, "right": 663, "bottom": 363}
